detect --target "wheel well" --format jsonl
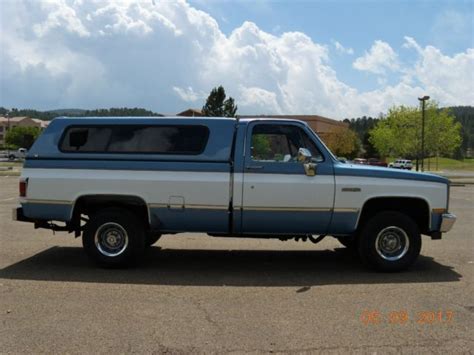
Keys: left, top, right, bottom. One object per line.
{"left": 72, "top": 195, "right": 150, "bottom": 228}
{"left": 358, "top": 197, "right": 430, "bottom": 234}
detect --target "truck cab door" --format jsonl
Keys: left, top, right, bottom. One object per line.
{"left": 241, "top": 121, "right": 335, "bottom": 235}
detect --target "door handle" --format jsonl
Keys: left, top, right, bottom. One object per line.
{"left": 246, "top": 165, "right": 264, "bottom": 170}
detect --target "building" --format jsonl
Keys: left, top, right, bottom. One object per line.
{"left": 176, "top": 109, "right": 347, "bottom": 138}
{"left": 176, "top": 109, "right": 203, "bottom": 117}
{"left": 0, "top": 116, "right": 49, "bottom": 146}
{"left": 238, "top": 114, "right": 348, "bottom": 139}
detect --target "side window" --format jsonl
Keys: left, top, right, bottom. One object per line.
{"left": 251, "top": 124, "right": 323, "bottom": 163}
{"left": 60, "top": 125, "right": 209, "bottom": 154}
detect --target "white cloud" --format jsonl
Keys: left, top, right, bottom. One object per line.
{"left": 0, "top": 0, "right": 472, "bottom": 118}
{"left": 353, "top": 40, "right": 400, "bottom": 74}
{"left": 333, "top": 40, "right": 354, "bottom": 55}
{"left": 173, "top": 86, "right": 205, "bottom": 102}
{"left": 403, "top": 36, "right": 474, "bottom": 105}
{"left": 34, "top": 0, "right": 90, "bottom": 38}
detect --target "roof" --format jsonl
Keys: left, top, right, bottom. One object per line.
{"left": 176, "top": 108, "right": 203, "bottom": 116}
{"left": 0, "top": 116, "right": 30, "bottom": 123}
{"left": 0, "top": 116, "right": 50, "bottom": 127}
{"left": 239, "top": 114, "right": 347, "bottom": 127}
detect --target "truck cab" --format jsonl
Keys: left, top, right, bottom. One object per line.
{"left": 13, "top": 117, "right": 456, "bottom": 271}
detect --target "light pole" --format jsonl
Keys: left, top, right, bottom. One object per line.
{"left": 418, "top": 95, "right": 430, "bottom": 172}
{"left": 6, "top": 112, "right": 10, "bottom": 157}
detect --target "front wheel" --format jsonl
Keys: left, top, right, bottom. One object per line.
{"left": 358, "top": 211, "right": 421, "bottom": 272}
{"left": 82, "top": 208, "right": 146, "bottom": 267}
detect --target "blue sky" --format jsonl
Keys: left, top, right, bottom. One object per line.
{"left": 191, "top": 0, "right": 474, "bottom": 91}
{"left": 1, "top": 0, "right": 473, "bottom": 118}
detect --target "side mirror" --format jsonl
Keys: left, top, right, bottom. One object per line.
{"left": 297, "top": 148, "right": 317, "bottom": 176}
{"left": 297, "top": 148, "right": 312, "bottom": 163}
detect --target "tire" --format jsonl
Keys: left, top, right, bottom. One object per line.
{"left": 82, "top": 208, "right": 146, "bottom": 267}
{"left": 336, "top": 236, "right": 356, "bottom": 249}
{"left": 146, "top": 233, "right": 162, "bottom": 247}
{"left": 358, "top": 211, "right": 421, "bottom": 272}
{"left": 8, "top": 155, "right": 15, "bottom": 161}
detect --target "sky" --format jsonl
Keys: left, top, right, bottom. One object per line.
{"left": 0, "top": 0, "right": 473, "bottom": 119}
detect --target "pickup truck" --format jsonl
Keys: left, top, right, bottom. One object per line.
{"left": 2, "top": 148, "right": 27, "bottom": 161}
{"left": 13, "top": 117, "right": 456, "bottom": 271}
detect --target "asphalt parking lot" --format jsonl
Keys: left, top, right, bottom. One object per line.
{"left": 0, "top": 176, "right": 473, "bottom": 353}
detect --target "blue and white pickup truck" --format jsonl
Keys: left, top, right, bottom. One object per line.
{"left": 13, "top": 117, "right": 456, "bottom": 271}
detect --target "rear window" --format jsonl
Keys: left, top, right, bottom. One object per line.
{"left": 60, "top": 125, "right": 209, "bottom": 155}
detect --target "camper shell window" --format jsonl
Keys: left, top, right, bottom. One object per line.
{"left": 59, "top": 125, "right": 210, "bottom": 155}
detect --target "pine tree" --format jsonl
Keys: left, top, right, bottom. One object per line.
{"left": 202, "top": 86, "right": 238, "bottom": 117}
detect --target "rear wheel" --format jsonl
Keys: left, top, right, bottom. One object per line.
{"left": 82, "top": 208, "right": 146, "bottom": 267}
{"left": 358, "top": 211, "right": 421, "bottom": 272}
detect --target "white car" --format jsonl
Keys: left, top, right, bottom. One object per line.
{"left": 389, "top": 159, "right": 413, "bottom": 170}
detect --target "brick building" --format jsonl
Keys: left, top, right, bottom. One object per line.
{"left": 0, "top": 116, "right": 49, "bottom": 146}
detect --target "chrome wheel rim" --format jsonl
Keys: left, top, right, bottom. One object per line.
{"left": 375, "top": 226, "right": 409, "bottom": 261}
{"left": 94, "top": 222, "right": 129, "bottom": 257}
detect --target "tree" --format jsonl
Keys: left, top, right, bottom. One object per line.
{"left": 202, "top": 86, "right": 237, "bottom": 117}
{"left": 345, "top": 116, "right": 379, "bottom": 157}
{"left": 322, "top": 126, "right": 360, "bottom": 158}
{"left": 369, "top": 103, "right": 462, "bottom": 159}
{"left": 5, "top": 126, "right": 42, "bottom": 149}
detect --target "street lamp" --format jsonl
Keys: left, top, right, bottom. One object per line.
{"left": 418, "top": 95, "right": 430, "bottom": 172}
{"left": 5, "top": 112, "right": 10, "bottom": 157}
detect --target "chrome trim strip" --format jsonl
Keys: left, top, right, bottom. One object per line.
{"left": 25, "top": 199, "right": 72, "bottom": 205}
{"left": 187, "top": 204, "right": 228, "bottom": 210}
{"left": 243, "top": 207, "right": 332, "bottom": 212}
{"left": 149, "top": 204, "right": 359, "bottom": 213}
{"left": 148, "top": 203, "right": 168, "bottom": 209}
{"left": 333, "top": 208, "right": 360, "bottom": 213}
{"left": 148, "top": 203, "right": 228, "bottom": 210}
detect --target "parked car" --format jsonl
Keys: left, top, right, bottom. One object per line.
{"left": 367, "top": 158, "right": 388, "bottom": 167}
{"left": 389, "top": 159, "right": 413, "bottom": 170}
{"left": 13, "top": 117, "right": 455, "bottom": 271}
{"left": 1, "top": 148, "right": 27, "bottom": 161}
{"left": 353, "top": 158, "right": 367, "bottom": 165}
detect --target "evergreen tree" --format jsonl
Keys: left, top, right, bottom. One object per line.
{"left": 202, "top": 86, "right": 238, "bottom": 117}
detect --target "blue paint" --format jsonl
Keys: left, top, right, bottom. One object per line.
{"left": 431, "top": 213, "right": 442, "bottom": 231}
{"left": 22, "top": 202, "right": 72, "bottom": 222}
{"left": 24, "top": 158, "right": 231, "bottom": 172}
{"left": 241, "top": 210, "right": 332, "bottom": 234}
{"left": 334, "top": 162, "right": 449, "bottom": 184}
{"left": 150, "top": 207, "right": 229, "bottom": 233}
{"left": 329, "top": 211, "right": 359, "bottom": 235}
{"left": 28, "top": 117, "right": 236, "bottom": 162}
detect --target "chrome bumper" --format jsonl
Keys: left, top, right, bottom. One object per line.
{"left": 440, "top": 213, "right": 456, "bottom": 233}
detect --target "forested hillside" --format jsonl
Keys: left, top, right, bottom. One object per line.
{"left": 0, "top": 107, "right": 163, "bottom": 119}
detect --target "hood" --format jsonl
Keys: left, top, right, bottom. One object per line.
{"left": 333, "top": 162, "right": 449, "bottom": 184}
